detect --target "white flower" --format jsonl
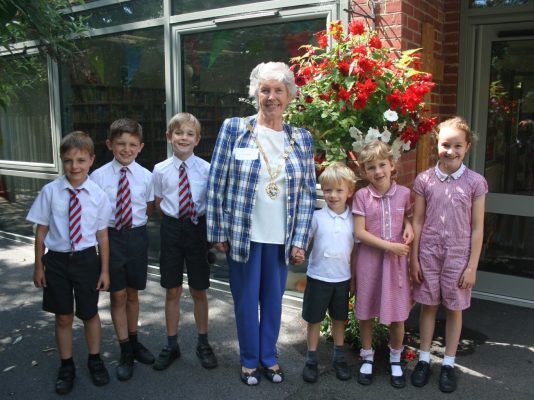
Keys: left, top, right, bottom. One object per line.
{"left": 402, "top": 140, "right": 411, "bottom": 151}
{"left": 365, "top": 127, "right": 380, "bottom": 143}
{"left": 349, "top": 126, "right": 363, "bottom": 140}
{"left": 383, "top": 109, "right": 398, "bottom": 122}
{"left": 391, "top": 138, "right": 404, "bottom": 160}
{"left": 380, "top": 129, "right": 392, "bottom": 143}
{"left": 352, "top": 140, "right": 365, "bottom": 153}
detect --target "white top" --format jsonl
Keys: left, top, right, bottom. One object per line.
{"left": 250, "top": 124, "right": 286, "bottom": 244}
{"left": 26, "top": 176, "right": 112, "bottom": 252}
{"left": 153, "top": 154, "right": 210, "bottom": 218}
{"left": 90, "top": 159, "right": 154, "bottom": 228}
{"left": 307, "top": 206, "right": 354, "bottom": 282}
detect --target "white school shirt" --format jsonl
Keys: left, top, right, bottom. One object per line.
{"left": 90, "top": 159, "right": 154, "bottom": 228}
{"left": 250, "top": 124, "right": 286, "bottom": 244}
{"left": 307, "top": 206, "right": 354, "bottom": 282}
{"left": 26, "top": 176, "right": 112, "bottom": 252}
{"left": 153, "top": 154, "right": 210, "bottom": 218}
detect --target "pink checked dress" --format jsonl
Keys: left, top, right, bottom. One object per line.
{"left": 352, "top": 182, "right": 412, "bottom": 324}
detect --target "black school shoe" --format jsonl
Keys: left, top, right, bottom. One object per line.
{"left": 87, "top": 358, "right": 110, "bottom": 386}
{"left": 439, "top": 365, "right": 457, "bottom": 393}
{"left": 411, "top": 360, "right": 431, "bottom": 387}
{"left": 240, "top": 368, "right": 261, "bottom": 386}
{"left": 196, "top": 343, "right": 218, "bottom": 369}
{"left": 116, "top": 352, "right": 134, "bottom": 381}
{"left": 333, "top": 360, "right": 351, "bottom": 381}
{"left": 153, "top": 345, "right": 180, "bottom": 370}
{"left": 55, "top": 364, "right": 75, "bottom": 395}
{"left": 133, "top": 342, "right": 155, "bottom": 365}
{"left": 302, "top": 361, "right": 319, "bottom": 383}
{"left": 389, "top": 362, "right": 406, "bottom": 388}
{"left": 357, "top": 360, "right": 373, "bottom": 385}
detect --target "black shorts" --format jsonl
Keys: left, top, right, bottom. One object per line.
{"left": 108, "top": 225, "right": 149, "bottom": 292}
{"left": 302, "top": 277, "right": 350, "bottom": 323}
{"left": 42, "top": 247, "right": 100, "bottom": 321}
{"left": 159, "top": 215, "right": 210, "bottom": 290}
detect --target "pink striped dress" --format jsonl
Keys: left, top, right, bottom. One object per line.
{"left": 352, "top": 182, "right": 412, "bottom": 324}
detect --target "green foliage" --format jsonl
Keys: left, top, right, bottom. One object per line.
{"left": 320, "top": 295, "right": 390, "bottom": 349}
{"left": 0, "top": 0, "right": 88, "bottom": 108}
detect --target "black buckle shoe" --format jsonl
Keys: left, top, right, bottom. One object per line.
{"left": 263, "top": 366, "right": 284, "bottom": 383}
{"left": 389, "top": 361, "right": 406, "bottom": 388}
{"left": 196, "top": 343, "right": 218, "bottom": 369}
{"left": 357, "top": 360, "right": 373, "bottom": 385}
{"left": 411, "top": 360, "right": 430, "bottom": 387}
{"left": 134, "top": 342, "right": 155, "bottom": 365}
{"left": 153, "top": 345, "right": 180, "bottom": 371}
{"left": 87, "top": 358, "right": 110, "bottom": 387}
{"left": 333, "top": 360, "right": 351, "bottom": 381}
{"left": 55, "top": 364, "right": 75, "bottom": 395}
{"left": 116, "top": 352, "right": 134, "bottom": 381}
{"left": 240, "top": 367, "right": 261, "bottom": 386}
{"left": 302, "top": 361, "right": 318, "bottom": 383}
{"left": 439, "top": 365, "right": 457, "bottom": 393}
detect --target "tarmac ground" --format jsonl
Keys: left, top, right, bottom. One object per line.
{"left": 1, "top": 237, "right": 533, "bottom": 400}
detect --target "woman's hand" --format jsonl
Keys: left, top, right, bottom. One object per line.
{"left": 214, "top": 242, "right": 229, "bottom": 253}
{"left": 290, "top": 246, "right": 305, "bottom": 265}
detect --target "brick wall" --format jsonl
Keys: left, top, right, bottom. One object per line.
{"left": 350, "top": 0, "right": 461, "bottom": 185}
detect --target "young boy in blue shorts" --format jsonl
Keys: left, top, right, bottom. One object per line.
{"left": 91, "top": 118, "right": 155, "bottom": 381}
{"left": 152, "top": 112, "right": 217, "bottom": 371}
{"left": 301, "top": 162, "right": 357, "bottom": 383}
{"left": 27, "top": 131, "right": 112, "bottom": 395}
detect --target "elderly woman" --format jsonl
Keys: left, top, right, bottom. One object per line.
{"left": 206, "top": 62, "right": 316, "bottom": 385}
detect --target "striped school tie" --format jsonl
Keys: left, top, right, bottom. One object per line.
{"left": 115, "top": 167, "right": 133, "bottom": 230}
{"left": 68, "top": 188, "right": 82, "bottom": 250}
{"left": 178, "top": 163, "right": 197, "bottom": 224}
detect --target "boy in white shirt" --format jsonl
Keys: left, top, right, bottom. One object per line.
{"left": 90, "top": 118, "right": 155, "bottom": 381}
{"left": 152, "top": 113, "right": 217, "bottom": 371}
{"left": 301, "top": 162, "right": 357, "bottom": 383}
{"left": 27, "top": 131, "right": 112, "bottom": 395}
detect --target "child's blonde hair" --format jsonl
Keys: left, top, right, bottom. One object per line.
{"left": 356, "top": 140, "right": 397, "bottom": 181}
{"left": 167, "top": 112, "right": 201, "bottom": 137}
{"left": 435, "top": 116, "right": 477, "bottom": 145}
{"left": 319, "top": 162, "right": 357, "bottom": 193}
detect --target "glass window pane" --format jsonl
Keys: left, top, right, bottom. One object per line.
{"left": 484, "top": 39, "right": 534, "bottom": 196}
{"left": 181, "top": 18, "right": 325, "bottom": 160}
{"left": 0, "top": 58, "right": 53, "bottom": 164}
{"left": 470, "top": 0, "right": 534, "bottom": 7}
{"left": 59, "top": 27, "right": 166, "bottom": 171}
{"left": 0, "top": 175, "right": 51, "bottom": 237}
{"left": 172, "top": 0, "right": 265, "bottom": 14}
{"left": 481, "top": 213, "right": 534, "bottom": 278}
{"left": 75, "top": 0, "right": 163, "bottom": 29}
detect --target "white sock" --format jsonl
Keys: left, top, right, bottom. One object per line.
{"left": 360, "top": 348, "right": 374, "bottom": 374}
{"left": 419, "top": 350, "right": 430, "bottom": 363}
{"left": 443, "top": 355, "right": 455, "bottom": 368}
{"left": 389, "top": 346, "right": 403, "bottom": 377}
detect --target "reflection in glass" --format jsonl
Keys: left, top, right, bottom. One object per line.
{"left": 470, "top": 0, "right": 534, "bottom": 7}
{"left": 172, "top": 0, "right": 264, "bottom": 14}
{"left": 75, "top": 0, "right": 163, "bottom": 29}
{"left": 484, "top": 39, "right": 534, "bottom": 196}
{"left": 60, "top": 27, "right": 166, "bottom": 171}
{"left": 481, "top": 213, "right": 534, "bottom": 278}
{"left": 0, "top": 58, "right": 53, "bottom": 164}
{"left": 181, "top": 18, "right": 325, "bottom": 160}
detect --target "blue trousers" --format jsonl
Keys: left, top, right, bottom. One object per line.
{"left": 227, "top": 242, "right": 288, "bottom": 369}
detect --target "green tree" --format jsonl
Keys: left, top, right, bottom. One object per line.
{"left": 0, "top": 0, "right": 88, "bottom": 109}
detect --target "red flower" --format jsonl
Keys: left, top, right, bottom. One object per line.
{"left": 348, "top": 20, "right": 365, "bottom": 36}
{"left": 295, "top": 75, "right": 308, "bottom": 87}
{"left": 314, "top": 30, "right": 328, "bottom": 49}
{"left": 319, "top": 92, "right": 332, "bottom": 101}
{"left": 305, "top": 95, "right": 313, "bottom": 103}
{"left": 338, "top": 60, "right": 350, "bottom": 76}
{"left": 329, "top": 20, "right": 343, "bottom": 40}
{"left": 387, "top": 90, "right": 402, "bottom": 110}
{"left": 369, "top": 35, "right": 382, "bottom": 49}
{"left": 353, "top": 95, "right": 368, "bottom": 109}
{"left": 336, "top": 87, "right": 352, "bottom": 102}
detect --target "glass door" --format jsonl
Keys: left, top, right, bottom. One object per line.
{"left": 472, "top": 22, "right": 534, "bottom": 304}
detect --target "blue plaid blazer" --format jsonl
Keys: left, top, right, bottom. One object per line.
{"left": 206, "top": 116, "right": 316, "bottom": 264}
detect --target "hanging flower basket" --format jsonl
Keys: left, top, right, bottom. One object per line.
{"left": 287, "top": 20, "right": 437, "bottom": 164}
